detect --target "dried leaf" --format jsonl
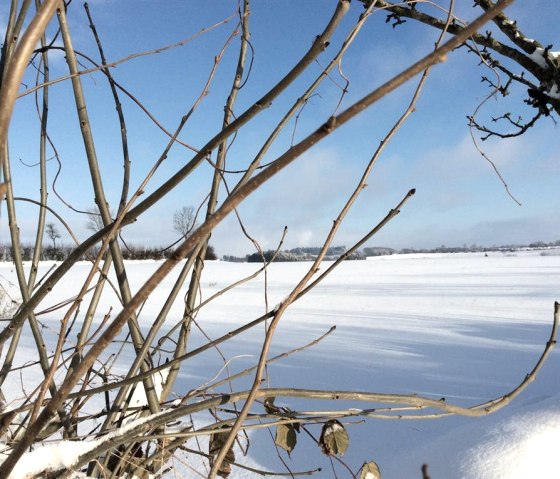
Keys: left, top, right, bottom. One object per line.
{"left": 360, "top": 461, "right": 382, "bottom": 479}
{"left": 275, "top": 423, "right": 297, "bottom": 453}
{"left": 264, "top": 397, "right": 280, "bottom": 414}
{"left": 319, "top": 420, "right": 349, "bottom": 457}
{"left": 209, "top": 427, "right": 235, "bottom": 478}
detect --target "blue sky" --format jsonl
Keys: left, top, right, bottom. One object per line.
{"left": 2, "top": 1, "right": 559, "bottom": 256}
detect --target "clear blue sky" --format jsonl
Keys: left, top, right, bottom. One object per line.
{"left": 2, "top": 1, "right": 559, "bottom": 256}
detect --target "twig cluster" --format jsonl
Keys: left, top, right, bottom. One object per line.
{"left": 0, "top": 1, "right": 556, "bottom": 478}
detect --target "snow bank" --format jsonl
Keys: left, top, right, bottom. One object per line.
{"left": 7, "top": 440, "right": 97, "bottom": 479}
{"left": 0, "top": 252, "right": 558, "bottom": 478}
{"left": 463, "top": 398, "right": 560, "bottom": 479}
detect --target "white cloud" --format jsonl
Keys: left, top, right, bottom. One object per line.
{"left": 208, "top": 119, "right": 560, "bottom": 256}
{"left": 198, "top": 146, "right": 371, "bottom": 256}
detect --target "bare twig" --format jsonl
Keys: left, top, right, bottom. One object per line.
{"left": 17, "top": 13, "right": 237, "bottom": 98}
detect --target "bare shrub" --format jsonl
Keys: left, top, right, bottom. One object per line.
{"left": 0, "top": 1, "right": 557, "bottom": 478}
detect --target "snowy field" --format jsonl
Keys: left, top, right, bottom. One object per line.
{"left": 1, "top": 249, "right": 559, "bottom": 478}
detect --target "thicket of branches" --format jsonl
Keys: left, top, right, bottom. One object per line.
{"left": 0, "top": 1, "right": 558, "bottom": 478}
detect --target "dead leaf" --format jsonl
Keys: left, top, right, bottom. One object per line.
{"left": 319, "top": 420, "right": 349, "bottom": 457}
{"left": 360, "top": 461, "right": 381, "bottom": 479}
{"left": 209, "top": 427, "right": 236, "bottom": 478}
{"left": 275, "top": 423, "right": 297, "bottom": 453}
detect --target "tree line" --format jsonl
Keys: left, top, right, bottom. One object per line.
{"left": 3, "top": 238, "right": 556, "bottom": 264}
{"left": 0, "top": 242, "right": 218, "bottom": 262}
{"left": 0, "top": 204, "right": 216, "bottom": 262}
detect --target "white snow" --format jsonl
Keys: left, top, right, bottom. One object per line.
{"left": 521, "top": 48, "right": 559, "bottom": 100}
{"left": 7, "top": 439, "right": 97, "bottom": 479}
{"left": 6, "top": 411, "right": 169, "bottom": 479}
{"left": 528, "top": 47, "right": 559, "bottom": 69}
{"left": 0, "top": 250, "right": 558, "bottom": 477}
{"left": 128, "top": 367, "right": 169, "bottom": 411}
{"left": 464, "top": 407, "right": 560, "bottom": 479}
{"left": 0, "top": 276, "right": 20, "bottom": 319}
{"left": 529, "top": 47, "right": 549, "bottom": 68}
{"left": 548, "top": 83, "right": 560, "bottom": 100}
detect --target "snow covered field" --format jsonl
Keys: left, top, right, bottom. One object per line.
{"left": 1, "top": 250, "right": 559, "bottom": 478}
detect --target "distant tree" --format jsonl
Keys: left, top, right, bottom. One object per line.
{"left": 45, "top": 222, "right": 60, "bottom": 250}
{"left": 172, "top": 206, "right": 197, "bottom": 238}
{"left": 529, "top": 241, "right": 546, "bottom": 248}
{"left": 223, "top": 254, "right": 246, "bottom": 263}
{"left": 85, "top": 207, "right": 110, "bottom": 232}
{"left": 363, "top": 246, "right": 395, "bottom": 257}
{"left": 247, "top": 250, "right": 276, "bottom": 263}
{"left": 205, "top": 244, "right": 218, "bottom": 260}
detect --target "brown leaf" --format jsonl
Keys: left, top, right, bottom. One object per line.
{"left": 319, "top": 420, "right": 349, "bottom": 457}
{"left": 209, "top": 427, "right": 236, "bottom": 478}
{"left": 275, "top": 423, "right": 297, "bottom": 453}
{"left": 360, "top": 461, "right": 382, "bottom": 479}
{"left": 264, "top": 396, "right": 280, "bottom": 414}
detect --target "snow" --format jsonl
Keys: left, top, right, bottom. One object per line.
{"left": 0, "top": 276, "right": 20, "bottom": 319}
{"left": 529, "top": 47, "right": 549, "bottom": 69}
{"left": 526, "top": 46, "right": 560, "bottom": 101}
{"left": 7, "top": 439, "right": 96, "bottom": 479}
{"left": 528, "top": 47, "right": 560, "bottom": 70}
{"left": 522, "top": 47, "right": 560, "bottom": 100}
{"left": 464, "top": 406, "right": 560, "bottom": 478}
{"left": 0, "top": 250, "right": 559, "bottom": 477}
{"left": 128, "top": 367, "right": 169, "bottom": 411}
{"left": 5, "top": 412, "right": 169, "bottom": 479}
{"left": 548, "top": 83, "right": 560, "bottom": 100}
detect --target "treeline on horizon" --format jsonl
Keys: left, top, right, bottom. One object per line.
{"left": 224, "top": 240, "right": 560, "bottom": 263}
{"left": 1, "top": 240, "right": 559, "bottom": 263}
{"left": 0, "top": 243, "right": 218, "bottom": 262}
